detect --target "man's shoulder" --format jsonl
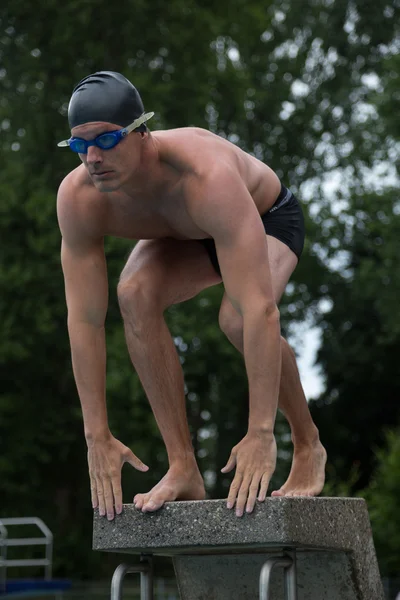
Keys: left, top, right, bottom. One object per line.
{"left": 155, "top": 126, "right": 221, "bottom": 159}
{"left": 156, "top": 127, "right": 233, "bottom": 179}
{"left": 154, "top": 126, "right": 214, "bottom": 141}
{"left": 57, "top": 166, "right": 106, "bottom": 241}
{"left": 57, "top": 164, "right": 95, "bottom": 204}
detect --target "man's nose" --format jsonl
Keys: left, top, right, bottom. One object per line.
{"left": 86, "top": 145, "right": 103, "bottom": 164}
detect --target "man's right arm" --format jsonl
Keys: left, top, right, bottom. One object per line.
{"left": 57, "top": 179, "right": 110, "bottom": 440}
{"left": 61, "top": 234, "right": 110, "bottom": 441}
{"left": 57, "top": 180, "right": 148, "bottom": 520}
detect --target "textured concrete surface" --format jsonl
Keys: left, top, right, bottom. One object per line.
{"left": 174, "top": 552, "right": 358, "bottom": 600}
{"left": 93, "top": 497, "right": 384, "bottom": 599}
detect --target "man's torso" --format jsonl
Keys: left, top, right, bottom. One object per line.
{"left": 62, "top": 127, "right": 282, "bottom": 241}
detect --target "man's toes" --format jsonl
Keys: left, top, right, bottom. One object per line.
{"left": 134, "top": 494, "right": 145, "bottom": 509}
{"left": 142, "top": 499, "right": 155, "bottom": 512}
{"left": 290, "top": 490, "right": 308, "bottom": 497}
{"left": 271, "top": 489, "right": 285, "bottom": 497}
{"left": 142, "top": 497, "right": 164, "bottom": 513}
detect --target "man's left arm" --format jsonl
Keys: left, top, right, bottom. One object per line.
{"left": 188, "top": 170, "right": 281, "bottom": 516}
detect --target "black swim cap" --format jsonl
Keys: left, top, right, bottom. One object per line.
{"left": 67, "top": 71, "right": 153, "bottom": 131}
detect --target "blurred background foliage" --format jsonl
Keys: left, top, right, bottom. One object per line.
{"left": 0, "top": 0, "right": 399, "bottom": 581}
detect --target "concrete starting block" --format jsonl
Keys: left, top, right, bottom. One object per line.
{"left": 92, "top": 497, "right": 384, "bottom": 600}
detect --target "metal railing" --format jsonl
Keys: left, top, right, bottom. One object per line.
{"left": 259, "top": 551, "right": 297, "bottom": 600}
{"left": 110, "top": 552, "right": 299, "bottom": 600}
{"left": 111, "top": 557, "right": 154, "bottom": 600}
{"left": 0, "top": 517, "right": 54, "bottom": 593}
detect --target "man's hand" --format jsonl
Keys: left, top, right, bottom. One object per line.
{"left": 87, "top": 433, "right": 149, "bottom": 520}
{"left": 221, "top": 431, "right": 277, "bottom": 517}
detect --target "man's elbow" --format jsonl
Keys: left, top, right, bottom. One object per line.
{"left": 266, "top": 301, "right": 280, "bottom": 323}
{"left": 243, "top": 297, "right": 280, "bottom": 325}
{"left": 264, "top": 300, "right": 280, "bottom": 327}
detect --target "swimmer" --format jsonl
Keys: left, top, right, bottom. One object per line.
{"left": 57, "top": 71, "right": 327, "bottom": 521}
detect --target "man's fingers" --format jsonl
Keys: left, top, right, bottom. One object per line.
{"left": 111, "top": 475, "right": 123, "bottom": 515}
{"left": 257, "top": 472, "right": 271, "bottom": 502}
{"left": 221, "top": 452, "right": 236, "bottom": 474}
{"left": 90, "top": 477, "right": 98, "bottom": 509}
{"left": 88, "top": 439, "right": 148, "bottom": 517}
{"left": 102, "top": 477, "right": 115, "bottom": 520}
{"left": 246, "top": 474, "right": 261, "bottom": 514}
{"left": 226, "top": 472, "right": 243, "bottom": 510}
{"left": 125, "top": 450, "right": 149, "bottom": 472}
{"left": 96, "top": 479, "right": 106, "bottom": 517}
{"left": 235, "top": 476, "right": 253, "bottom": 517}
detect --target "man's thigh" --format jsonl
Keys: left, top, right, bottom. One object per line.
{"left": 119, "top": 238, "right": 222, "bottom": 307}
{"left": 266, "top": 235, "right": 299, "bottom": 304}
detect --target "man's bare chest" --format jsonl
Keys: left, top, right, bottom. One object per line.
{"left": 102, "top": 185, "right": 208, "bottom": 241}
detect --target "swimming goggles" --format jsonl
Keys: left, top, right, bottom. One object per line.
{"left": 57, "top": 112, "right": 154, "bottom": 154}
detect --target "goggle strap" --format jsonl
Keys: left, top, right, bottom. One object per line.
{"left": 124, "top": 112, "right": 155, "bottom": 134}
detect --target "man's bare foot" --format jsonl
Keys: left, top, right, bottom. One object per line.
{"left": 134, "top": 461, "right": 205, "bottom": 512}
{"left": 271, "top": 440, "right": 327, "bottom": 497}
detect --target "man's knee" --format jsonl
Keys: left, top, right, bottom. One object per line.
{"left": 117, "top": 272, "right": 162, "bottom": 328}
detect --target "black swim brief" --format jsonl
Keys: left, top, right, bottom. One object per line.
{"left": 199, "top": 183, "right": 305, "bottom": 277}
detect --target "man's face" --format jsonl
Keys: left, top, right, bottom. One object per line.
{"left": 71, "top": 121, "right": 143, "bottom": 192}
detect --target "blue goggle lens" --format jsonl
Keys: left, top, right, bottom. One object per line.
{"left": 70, "top": 139, "right": 88, "bottom": 153}
{"left": 96, "top": 133, "right": 119, "bottom": 149}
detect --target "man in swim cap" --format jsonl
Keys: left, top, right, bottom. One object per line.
{"left": 57, "top": 71, "right": 326, "bottom": 521}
